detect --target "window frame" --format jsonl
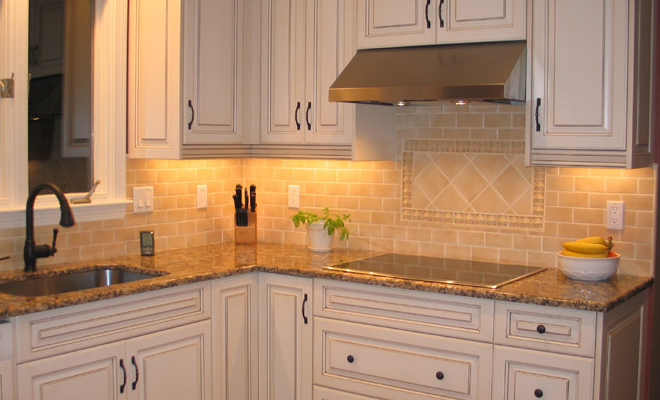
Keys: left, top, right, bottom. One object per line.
{"left": 0, "top": 0, "right": 128, "bottom": 229}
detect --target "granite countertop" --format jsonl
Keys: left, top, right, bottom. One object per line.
{"left": 0, "top": 242, "right": 653, "bottom": 318}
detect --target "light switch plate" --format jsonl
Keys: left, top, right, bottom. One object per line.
{"left": 196, "top": 185, "right": 207, "bottom": 209}
{"left": 133, "top": 186, "right": 154, "bottom": 213}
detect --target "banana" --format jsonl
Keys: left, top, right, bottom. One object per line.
{"left": 563, "top": 241, "right": 609, "bottom": 254}
{"left": 562, "top": 249, "right": 608, "bottom": 258}
{"left": 576, "top": 236, "right": 608, "bottom": 245}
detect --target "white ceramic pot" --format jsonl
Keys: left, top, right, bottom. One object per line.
{"left": 306, "top": 222, "right": 334, "bottom": 252}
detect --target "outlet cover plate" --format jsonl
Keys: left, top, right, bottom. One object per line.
{"left": 606, "top": 200, "right": 624, "bottom": 230}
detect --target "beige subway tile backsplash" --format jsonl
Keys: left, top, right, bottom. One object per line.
{"left": 0, "top": 105, "right": 655, "bottom": 277}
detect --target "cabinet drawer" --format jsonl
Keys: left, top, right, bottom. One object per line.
{"left": 314, "top": 317, "right": 492, "bottom": 400}
{"left": 494, "top": 301, "right": 596, "bottom": 357}
{"left": 492, "top": 345, "right": 594, "bottom": 400}
{"left": 16, "top": 281, "right": 210, "bottom": 363}
{"left": 314, "top": 385, "right": 380, "bottom": 400}
{"left": 314, "top": 279, "right": 493, "bottom": 342}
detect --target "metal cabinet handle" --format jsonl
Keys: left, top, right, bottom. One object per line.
{"left": 534, "top": 388, "right": 544, "bottom": 398}
{"left": 347, "top": 355, "right": 354, "bottom": 363}
{"left": 536, "top": 324, "right": 546, "bottom": 334}
{"left": 305, "top": 102, "right": 311, "bottom": 130}
{"left": 188, "top": 100, "right": 195, "bottom": 130}
{"left": 119, "top": 359, "right": 127, "bottom": 393}
{"left": 295, "top": 102, "right": 301, "bottom": 130}
{"left": 302, "top": 293, "right": 308, "bottom": 324}
{"left": 438, "top": 0, "right": 445, "bottom": 28}
{"left": 535, "top": 98, "right": 541, "bottom": 132}
{"left": 131, "top": 356, "right": 139, "bottom": 390}
{"left": 425, "top": 0, "right": 432, "bottom": 28}
{"left": 436, "top": 371, "right": 445, "bottom": 380}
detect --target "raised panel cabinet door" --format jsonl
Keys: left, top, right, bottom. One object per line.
{"left": 182, "top": 0, "right": 243, "bottom": 144}
{"left": 261, "top": 0, "right": 306, "bottom": 143}
{"left": 212, "top": 275, "right": 259, "bottom": 400}
{"left": 126, "top": 320, "right": 212, "bottom": 400}
{"left": 17, "top": 341, "right": 125, "bottom": 400}
{"left": 313, "top": 386, "right": 381, "bottom": 400}
{"left": 304, "top": 0, "right": 355, "bottom": 144}
{"left": 0, "top": 359, "right": 14, "bottom": 400}
{"left": 357, "top": 0, "right": 436, "bottom": 48}
{"left": 127, "top": 0, "right": 182, "bottom": 158}
{"left": 492, "top": 345, "right": 594, "bottom": 400}
{"left": 530, "top": 0, "right": 627, "bottom": 151}
{"left": 258, "top": 274, "right": 312, "bottom": 400}
{"left": 436, "top": 0, "right": 525, "bottom": 43}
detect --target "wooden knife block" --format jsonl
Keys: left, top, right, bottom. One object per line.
{"left": 235, "top": 211, "right": 257, "bottom": 244}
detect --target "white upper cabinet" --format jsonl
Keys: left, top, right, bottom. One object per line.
{"left": 261, "top": 0, "right": 355, "bottom": 146}
{"left": 528, "top": 0, "right": 654, "bottom": 168}
{"left": 182, "top": 0, "right": 244, "bottom": 145}
{"left": 128, "top": 0, "right": 244, "bottom": 159}
{"left": 357, "top": 0, "right": 526, "bottom": 49}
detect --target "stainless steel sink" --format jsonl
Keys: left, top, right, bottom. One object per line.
{"left": 0, "top": 267, "right": 167, "bottom": 297}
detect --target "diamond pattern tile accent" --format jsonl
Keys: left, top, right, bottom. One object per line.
{"left": 402, "top": 139, "right": 545, "bottom": 229}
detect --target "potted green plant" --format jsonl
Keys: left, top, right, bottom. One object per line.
{"left": 291, "top": 207, "right": 350, "bottom": 252}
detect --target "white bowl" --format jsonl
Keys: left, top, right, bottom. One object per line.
{"left": 557, "top": 251, "right": 620, "bottom": 281}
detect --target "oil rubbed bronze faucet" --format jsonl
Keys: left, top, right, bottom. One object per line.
{"left": 24, "top": 183, "right": 75, "bottom": 272}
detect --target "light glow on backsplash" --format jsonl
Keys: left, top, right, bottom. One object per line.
{"left": 0, "top": 104, "right": 655, "bottom": 277}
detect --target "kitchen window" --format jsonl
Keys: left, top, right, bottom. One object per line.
{"left": 0, "top": 0, "right": 128, "bottom": 229}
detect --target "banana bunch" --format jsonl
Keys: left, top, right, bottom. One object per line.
{"left": 562, "top": 236, "right": 614, "bottom": 258}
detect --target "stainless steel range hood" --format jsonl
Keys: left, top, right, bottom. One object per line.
{"left": 329, "top": 41, "right": 526, "bottom": 106}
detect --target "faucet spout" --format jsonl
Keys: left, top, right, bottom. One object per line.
{"left": 24, "top": 183, "right": 75, "bottom": 272}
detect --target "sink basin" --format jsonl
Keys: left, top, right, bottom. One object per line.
{"left": 0, "top": 267, "right": 167, "bottom": 297}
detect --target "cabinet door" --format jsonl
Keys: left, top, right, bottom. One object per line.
{"left": 492, "top": 346, "right": 593, "bottom": 400}
{"left": 436, "top": 0, "right": 525, "bottom": 43}
{"left": 182, "top": 0, "right": 243, "bottom": 144}
{"left": 17, "top": 341, "right": 124, "bottom": 400}
{"left": 127, "top": 0, "right": 182, "bottom": 158}
{"left": 357, "top": 0, "right": 435, "bottom": 48}
{"left": 126, "top": 321, "right": 211, "bottom": 400}
{"left": 261, "top": 0, "right": 306, "bottom": 143}
{"left": 0, "top": 359, "right": 13, "bottom": 400}
{"left": 212, "top": 275, "right": 259, "bottom": 400}
{"left": 259, "top": 273, "right": 312, "bottom": 400}
{"left": 28, "top": 0, "right": 65, "bottom": 78}
{"left": 529, "top": 0, "right": 627, "bottom": 153}
{"left": 304, "top": 0, "right": 355, "bottom": 145}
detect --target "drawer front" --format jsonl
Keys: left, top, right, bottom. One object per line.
{"left": 0, "top": 320, "right": 13, "bottom": 360}
{"left": 314, "top": 385, "right": 380, "bottom": 400}
{"left": 492, "top": 345, "right": 594, "bottom": 400}
{"left": 16, "top": 281, "right": 210, "bottom": 363}
{"left": 314, "top": 279, "right": 493, "bottom": 342}
{"left": 314, "top": 317, "right": 492, "bottom": 400}
{"left": 494, "top": 301, "right": 596, "bottom": 357}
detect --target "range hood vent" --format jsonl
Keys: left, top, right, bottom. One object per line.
{"left": 329, "top": 40, "right": 526, "bottom": 106}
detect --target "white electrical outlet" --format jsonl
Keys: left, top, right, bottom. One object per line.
{"left": 288, "top": 185, "right": 300, "bottom": 209}
{"left": 606, "top": 200, "right": 625, "bottom": 230}
{"left": 196, "top": 185, "right": 207, "bottom": 209}
{"left": 133, "top": 186, "right": 154, "bottom": 213}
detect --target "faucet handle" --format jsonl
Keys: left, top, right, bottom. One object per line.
{"left": 51, "top": 228, "right": 59, "bottom": 256}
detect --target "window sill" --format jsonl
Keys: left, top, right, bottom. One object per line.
{"left": 0, "top": 200, "right": 131, "bottom": 230}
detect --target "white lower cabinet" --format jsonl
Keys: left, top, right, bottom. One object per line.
{"left": 314, "top": 317, "right": 492, "bottom": 400}
{"left": 492, "top": 345, "right": 594, "bottom": 400}
{"left": 0, "top": 359, "right": 13, "bottom": 400}
{"left": 17, "top": 320, "right": 212, "bottom": 400}
{"left": 258, "top": 273, "right": 313, "bottom": 400}
{"left": 212, "top": 274, "right": 259, "bottom": 400}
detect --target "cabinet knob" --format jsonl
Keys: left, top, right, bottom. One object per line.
{"left": 436, "top": 371, "right": 444, "bottom": 380}
{"left": 347, "top": 355, "right": 354, "bottom": 363}
{"left": 536, "top": 324, "right": 546, "bottom": 334}
{"left": 534, "top": 388, "right": 543, "bottom": 398}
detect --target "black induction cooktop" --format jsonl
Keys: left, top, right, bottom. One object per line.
{"left": 324, "top": 254, "right": 545, "bottom": 289}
